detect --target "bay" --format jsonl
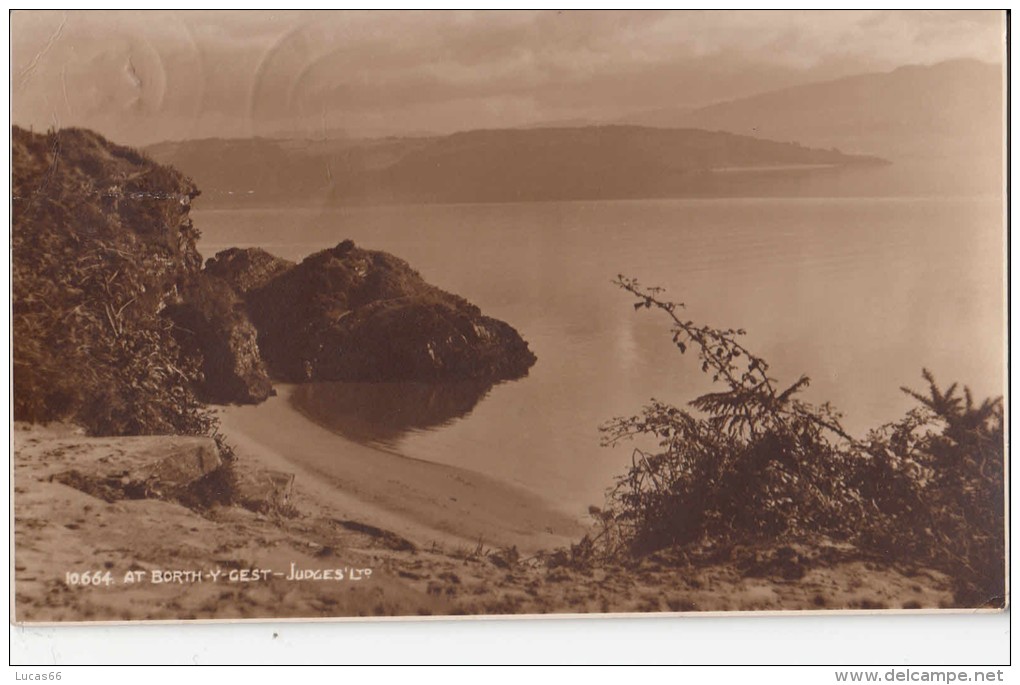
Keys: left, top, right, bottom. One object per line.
{"left": 194, "top": 192, "right": 1004, "bottom": 517}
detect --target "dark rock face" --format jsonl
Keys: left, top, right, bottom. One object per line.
{"left": 204, "top": 247, "right": 295, "bottom": 295}
{"left": 167, "top": 274, "right": 274, "bottom": 405}
{"left": 244, "top": 240, "right": 537, "bottom": 383}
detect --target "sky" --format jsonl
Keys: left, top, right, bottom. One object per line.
{"left": 11, "top": 10, "right": 1007, "bottom": 146}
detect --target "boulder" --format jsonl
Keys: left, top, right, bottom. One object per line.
{"left": 52, "top": 436, "right": 222, "bottom": 502}
{"left": 244, "top": 240, "right": 537, "bottom": 383}
{"left": 167, "top": 273, "right": 274, "bottom": 404}
{"left": 204, "top": 247, "right": 295, "bottom": 294}
{"left": 232, "top": 467, "right": 295, "bottom": 514}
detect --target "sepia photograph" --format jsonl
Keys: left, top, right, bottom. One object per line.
{"left": 10, "top": 9, "right": 1008, "bottom": 624}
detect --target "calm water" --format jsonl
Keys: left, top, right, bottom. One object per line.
{"left": 194, "top": 191, "right": 1004, "bottom": 517}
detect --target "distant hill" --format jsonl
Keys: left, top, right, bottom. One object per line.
{"left": 367, "top": 126, "right": 883, "bottom": 204}
{"left": 619, "top": 59, "right": 1004, "bottom": 164}
{"left": 146, "top": 125, "right": 883, "bottom": 207}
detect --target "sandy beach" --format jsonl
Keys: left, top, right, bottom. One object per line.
{"left": 217, "top": 385, "right": 586, "bottom": 554}
{"left": 13, "top": 419, "right": 957, "bottom": 623}
{"left": 11, "top": 422, "right": 476, "bottom": 622}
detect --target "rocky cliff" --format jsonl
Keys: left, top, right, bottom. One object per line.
{"left": 12, "top": 126, "right": 271, "bottom": 433}
{"left": 165, "top": 274, "right": 274, "bottom": 405}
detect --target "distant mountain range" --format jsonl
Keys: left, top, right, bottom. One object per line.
{"left": 145, "top": 59, "right": 1002, "bottom": 207}
{"left": 146, "top": 126, "right": 882, "bottom": 207}
{"left": 617, "top": 59, "right": 1003, "bottom": 162}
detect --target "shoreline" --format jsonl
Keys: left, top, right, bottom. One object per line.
{"left": 13, "top": 420, "right": 958, "bottom": 621}
{"left": 216, "top": 385, "right": 586, "bottom": 555}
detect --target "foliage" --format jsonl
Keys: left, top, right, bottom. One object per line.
{"left": 596, "top": 276, "right": 1005, "bottom": 606}
{"left": 857, "top": 371, "right": 1004, "bottom": 606}
{"left": 12, "top": 126, "right": 212, "bottom": 436}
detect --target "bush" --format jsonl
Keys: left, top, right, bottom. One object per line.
{"left": 12, "top": 126, "right": 211, "bottom": 436}
{"left": 596, "top": 277, "right": 1005, "bottom": 606}
{"left": 857, "top": 371, "right": 1004, "bottom": 606}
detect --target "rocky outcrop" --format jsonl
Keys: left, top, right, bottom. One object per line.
{"left": 13, "top": 124, "right": 536, "bottom": 433}
{"left": 12, "top": 126, "right": 211, "bottom": 435}
{"left": 243, "top": 240, "right": 537, "bottom": 383}
{"left": 20, "top": 422, "right": 295, "bottom": 516}
{"left": 12, "top": 125, "right": 279, "bottom": 419}
{"left": 51, "top": 435, "right": 222, "bottom": 503}
{"left": 167, "top": 274, "right": 274, "bottom": 404}
{"left": 204, "top": 247, "right": 295, "bottom": 295}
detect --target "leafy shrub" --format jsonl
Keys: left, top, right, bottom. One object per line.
{"left": 12, "top": 126, "right": 211, "bottom": 436}
{"left": 856, "top": 372, "right": 1004, "bottom": 606}
{"left": 597, "top": 276, "right": 1005, "bottom": 606}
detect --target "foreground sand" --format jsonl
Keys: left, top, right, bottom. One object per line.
{"left": 13, "top": 421, "right": 956, "bottom": 623}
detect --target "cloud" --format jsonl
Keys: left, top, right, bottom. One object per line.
{"left": 11, "top": 10, "right": 1006, "bottom": 144}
